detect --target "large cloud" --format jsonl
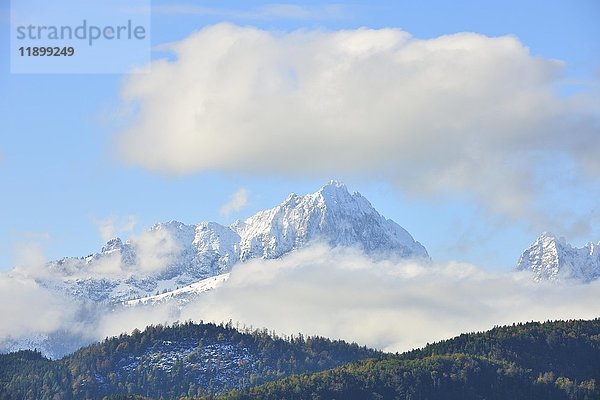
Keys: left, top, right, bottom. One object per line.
{"left": 116, "top": 24, "right": 599, "bottom": 220}
{"left": 80, "top": 244, "right": 600, "bottom": 352}
{"left": 180, "top": 245, "right": 600, "bottom": 352}
{"left": 0, "top": 274, "right": 80, "bottom": 339}
{"left": 4, "top": 244, "right": 600, "bottom": 356}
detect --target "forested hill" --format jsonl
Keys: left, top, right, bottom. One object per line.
{"left": 2, "top": 319, "right": 600, "bottom": 400}
{"left": 215, "top": 319, "right": 600, "bottom": 400}
{"left": 0, "top": 321, "right": 378, "bottom": 400}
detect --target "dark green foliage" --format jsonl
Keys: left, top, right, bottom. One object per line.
{"left": 0, "top": 321, "right": 377, "bottom": 400}
{"left": 402, "top": 319, "right": 600, "bottom": 380}
{"left": 212, "top": 319, "right": 600, "bottom": 400}
{"left": 0, "top": 350, "right": 72, "bottom": 400}
{"left": 2, "top": 319, "right": 600, "bottom": 400}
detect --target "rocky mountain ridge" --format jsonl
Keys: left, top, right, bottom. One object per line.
{"left": 38, "top": 181, "right": 428, "bottom": 303}
{"left": 516, "top": 232, "right": 600, "bottom": 282}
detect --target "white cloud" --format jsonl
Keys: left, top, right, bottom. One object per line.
{"left": 80, "top": 227, "right": 181, "bottom": 278}
{"left": 129, "top": 227, "right": 182, "bottom": 274}
{"left": 0, "top": 274, "right": 80, "bottom": 339}
{"left": 13, "top": 242, "right": 47, "bottom": 272}
{"left": 3, "top": 244, "right": 600, "bottom": 356}
{"left": 89, "top": 252, "right": 125, "bottom": 277}
{"left": 92, "top": 215, "right": 136, "bottom": 242}
{"left": 180, "top": 245, "right": 600, "bottom": 352}
{"left": 25, "top": 225, "right": 181, "bottom": 280}
{"left": 95, "top": 301, "right": 177, "bottom": 340}
{"left": 11, "top": 234, "right": 52, "bottom": 279}
{"left": 116, "top": 24, "right": 600, "bottom": 224}
{"left": 219, "top": 188, "right": 249, "bottom": 217}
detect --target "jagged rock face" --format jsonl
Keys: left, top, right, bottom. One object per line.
{"left": 516, "top": 232, "right": 600, "bottom": 282}
{"left": 233, "top": 181, "right": 428, "bottom": 261}
{"left": 40, "top": 181, "right": 428, "bottom": 303}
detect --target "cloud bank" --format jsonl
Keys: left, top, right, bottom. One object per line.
{"left": 116, "top": 24, "right": 599, "bottom": 222}
{"left": 181, "top": 245, "right": 600, "bottom": 352}
{"left": 4, "top": 244, "right": 600, "bottom": 356}
{"left": 0, "top": 275, "right": 80, "bottom": 339}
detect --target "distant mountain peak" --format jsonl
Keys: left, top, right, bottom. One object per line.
{"left": 101, "top": 238, "right": 124, "bottom": 253}
{"left": 316, "top": 180, "right": 357, "bottom": 204}
{"left": 537, "top": 232, "right": 569, "bottom": 245}
{"left": 7, "top": 182, "right": 431, "bottom": 358}
{"left": 151, "top": 220, "right": 192, "bottom": 231}
{"left": 320, "top": 179, "right": 348, "bottom": 191}
{"left": 538, "top": 231, "right": 556, "bottom": 240}
{"left": 43, "top": 181, "right": 428, "bottom": 304}
{"left": 317, "top": 180, "right": 357, "bottom": 200}
{"left": 234, "top": 182, "right": 428, "bottom": 261}
{"left": 516, "top": 233, "right": 600, "bottom": 282}
{"left": 282, "top": 192, "right": 301, "bottom": 206}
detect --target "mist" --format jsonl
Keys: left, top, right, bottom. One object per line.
{"left": 2, "top": 244, "right": 600, "bottom": 356}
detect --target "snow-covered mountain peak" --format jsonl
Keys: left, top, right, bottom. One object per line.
{"left": 41, "top": 182, "right": 428, "bottom": 303}
{"left": 101, "top": 238, "right": 125, "bottom": 254}
{"left": 324, "top": 179, "right": 346, "bottom": 187}
{"left": 516, "top": 233, "right": 600, "bottom": 282}
{"left": 536, "top": 232, "right": 569, "bottom": 246}
{"left": 314, "top": 180, "right": 361, "bottom": 205}
{"left": 151, "top": 220, "right": 195, "bottom": 234}
{"left": 279, "top": 181, "right": 354, "bottom": 209}
{"left": 587, "top": 242, "right": 598, "bottom": 256}
{"left": 8, "top": 182, "right": 431, "bottom": 356}
{"left": 283, "top": 192, "right": 301, "bottom": 205}
{"left": 537, "top": 231, "right": 557, "bottom": 241}
{"left": 234, "top": 182, "right": 428, "bottom": 260}
{"left": 149, "top": 220, "right": 197, "bottom": 246}
{"left": 318, "top": 180, "right": 349, "bottom": 195}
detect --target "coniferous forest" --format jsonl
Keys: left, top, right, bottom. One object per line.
{"left": 0, "top": 321, "right": 377, "bottom": 399}
{"left": 1, "top": 319, "right": 600, "bottom": 400}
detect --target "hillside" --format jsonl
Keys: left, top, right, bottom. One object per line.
{"left": 2, "top": 319, "right": 600, "bottom": 399}
{"left": 0, "top": 321, "right": 377, "bottom": 400}
{"left": 214, "top": 319, "right": 600, "bottom": 400}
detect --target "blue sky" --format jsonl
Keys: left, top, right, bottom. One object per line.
{"left": 1, "top": 0, "right": 599, "bottom": 271}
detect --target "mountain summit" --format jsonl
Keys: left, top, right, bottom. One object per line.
{"left": 516, "top": 232, "right": 600, "bottom": 282}
{"left": 41, "top": 181, "right": 428, "bottom": 303}
{"left": 233, "top": 180, "right": 428, "bottom": 261}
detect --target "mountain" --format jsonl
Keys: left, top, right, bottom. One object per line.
{"left": 232, "top": 180, "right": 428, "bottom": 261}
{"left": 2, "top": 319, "right": 599, "bottom": 400}
{"left": 37, "top": 181, "right": 428, "bottom": 304}
{"left": 123, "top": 273, "right": 230, "bottom": 307}
{"left": 516, "top": 232, "right": 600, "bottom": 282}
{"left": 0, "top": 321, "right": 379, "bottom": 400}
{"left": 216, "top": 319, "right": 600, "bottom": 400}
{"left": 1, "top": 181, "right": 428, "bottom": 360}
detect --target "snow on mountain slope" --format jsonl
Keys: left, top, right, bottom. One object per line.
{"left": 123, "top": 273, "right": 230, "bottom": 306}
{"left": 233, "top": 180, "right": 428, "bottom": 260}
{"left": 36, "top": 181, "right": 428, "bottom": 304}
{"left": 516, "top": 232, "right": 600, "bottom": 282}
